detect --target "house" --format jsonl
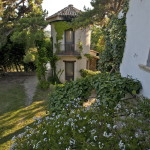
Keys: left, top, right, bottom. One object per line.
{"left": 120, "top": 0, "right": 150, "bottom": 98}
{"left": 47, "top": 4, "right": 98, "bottom": 83}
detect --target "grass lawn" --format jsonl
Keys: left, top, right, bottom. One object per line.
{"left": 0, "top": 80, "right": 50, "bottom": 150}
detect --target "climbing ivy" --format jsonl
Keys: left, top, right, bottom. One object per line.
{"left": 49, "top": 21, "right": 72, "bottom": 83}
{"left": 53, "top": 21, "right": 72, "bottom": 41}
{"left": 98, "top": 0, "right": 129, "bottom": 72}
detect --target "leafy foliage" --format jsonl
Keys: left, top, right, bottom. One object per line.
{"left": 53, "top": 21, "right": 71, "bottom": 41}
{"left": 0, "top": 0, "right": 47, "bottom": 48}
{"left": 49, "top": 73, "right": 142, "bottom": 113}
{"left": 91, "top": 25, "right": 106, "bottom": 52}
{"left": 91, "top": 73, "right": 142, "bottom": 107}
{"left": 49, "top": 77, "right": 92, "bottom": 113}
{"left": 72, "top": 0, "right": 127, "bottom": 28}
{"left": 98, "top": 14, "right": 127, "bottom": 72}
{"left": 80, "top": 69, "right": 100, "bottom": 77}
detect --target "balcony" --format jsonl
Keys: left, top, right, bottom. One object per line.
{"left": 56, "top": 44, "right": 81, "bottom": 56}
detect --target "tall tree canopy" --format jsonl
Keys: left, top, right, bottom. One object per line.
{"left": 0, "top": 0, "right": 49, "bottom": 73}
{"left": 72, "top": 0, "right": 126, "bottom": 28}
{"left": 0, "top": 0, "right": 48, "bottom": 48}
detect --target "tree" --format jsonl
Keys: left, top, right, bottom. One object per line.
{"left": 72, "top": 0, "right": 126, "bottom": 28}
{"left": 73, "top": 0, "right": 129, "bottom": 73}
{"left": 0, "top": 0, "right": 47, "bottom": 48}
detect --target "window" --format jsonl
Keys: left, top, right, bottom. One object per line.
{"left": 65, "top": 30, "right": 74, "bottom": 43}
{"left": 65, "top": 29, "right": 74, "bottom": 51}
{"left": 65, "top": 61, "right": 75, "bottom": 81}
{"left": 147, "top": 50, "right": 150, "bottom": 67}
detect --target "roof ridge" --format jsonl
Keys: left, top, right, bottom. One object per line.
{"left": 47, "top": 5, "right": 81, "bottom": 20}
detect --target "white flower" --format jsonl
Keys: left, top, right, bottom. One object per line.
{"left": 106, "top": 123, "right": 111, "bottom": 129}
{"left": 45, "top": 116, "right": 50, "bottom": 120}
{"left": 78, "top": 129, "right": 84, "bottom": 133}
{"left": 129, "top": 113, "right": 135, "bottom": 118}
{"left": 11, "top": 136, "right": 16, "bottom": 141}
{"left": 98, "top": 142, "right": 104, "bottom": 149}
{"left": 118, "top": 140, "right": 125, "bottom": 150}
{"left": 43, "top": 138, "right": 47, "bottom": 141}
{"left": 103, "top": 131, "right": 112, "bottom": 138}
{"left": 135, "top": 132, "right": 139, "bottom": 138}
{"left": 57, "top": 130, "right": 60, "bottom": 133}
{"left": 103, "top": 113, "right": 109, "bottom": 116}
{"left": 18, "top": 132, "right": 25, "bottom": 138}
{"left": 69, "top": 138, "right": 75, "bottom": 145}
{"left": 113, "top": 125, "right": 117, "bottom": 129}
{"left": 43, "top": 130, "right": 47, "bottom": 135}
{"left": 94, "top": 136, "right": 97, "bottom": 141}
{"left": 114, "top": 103, "right": 121, "bottom": 111}
{"left": 90, "top": 129, "right": 96, "bottom": 135}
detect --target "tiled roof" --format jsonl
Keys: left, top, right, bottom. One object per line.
{"left": 47, "top": 5, "right": 81, "bottom": 21}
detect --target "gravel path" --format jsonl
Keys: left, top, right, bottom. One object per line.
{"left": 23, "top": 76, "right": 38, "bottom": 106}
{"left": 0, "top": 74, "right": 38, "bottom": 106}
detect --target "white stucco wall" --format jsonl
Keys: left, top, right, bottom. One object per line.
{"left": 56, "top": 56, "right": 88, "bottom": 83}
{"left": 120, "top": 0, "right": 150, "bottom": 98}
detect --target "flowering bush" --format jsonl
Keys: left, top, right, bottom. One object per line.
{"left": 11, "top": 73, "right": 147, "bottom": 150}
{"left": 11, "top": 97, "right": 150, "bottom": 150}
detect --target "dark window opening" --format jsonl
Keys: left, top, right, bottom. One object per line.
{"left": 65, "top": 29, "right": 74, "bottom": 51}
{"left": 65, "top": 61, "right": 75, "bottom": 81}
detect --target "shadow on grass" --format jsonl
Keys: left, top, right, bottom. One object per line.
{"left": 0, "top": 101, "right": 46, "bottom": 124}
{"left": 0, "top": 101, "right": 47, "bottom": 150}
{"left": 0, "top": 122, "right": 32, "bottom": 145}
{"left": 0, "top": 83, "right": 27, "bottom": 116}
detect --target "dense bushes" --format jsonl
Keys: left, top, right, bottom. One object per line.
{"left": 80, "top": 69, "right": 100, "bottom": 77}
{"left": 49, "top": 73, "right": 142, "bottom": 113}
{"left": 49, "top": 77, "right": 93, "bottom": 113}
{"left": 91, "top": 73, "right": 142, "bottom": 107}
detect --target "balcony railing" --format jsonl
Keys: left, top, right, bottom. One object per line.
{"left": 56, "top": 44, "right": 81, "bottom": 56}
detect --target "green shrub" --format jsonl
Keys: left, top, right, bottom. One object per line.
{"left": 38, "top": 80, "right": 49, "bottom": 90}
{"left": 47, "top": 75, "right": 61, "bottom": 84}
{"left": 49, "top": 77, "right": 93, "bottom": 113}
{"left": 49, "top": 73, "right": 142, "bottom": 113}
{"left": 92, "top": 73, "right": 142, "bottom": 107}
{"left": 80, "top": 69, "right": 100, "bottom": 77}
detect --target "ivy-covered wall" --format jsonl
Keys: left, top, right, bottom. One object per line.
{"left": 98, "top": 0, "right": 129, "bottom": 72}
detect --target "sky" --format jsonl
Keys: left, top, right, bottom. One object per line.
{"left": 42, "top": 0, "right": 92, "bottom": 16}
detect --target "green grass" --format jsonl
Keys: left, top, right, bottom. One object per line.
{"left": 0, "top": 84, "right": 26, "bottom": 115}
{"left": 0, "top": 82, "right": 50, "bottom": 150}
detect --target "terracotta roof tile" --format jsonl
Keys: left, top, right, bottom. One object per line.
{"left": 47, "top": 5, "right": 81, "bottom": 20}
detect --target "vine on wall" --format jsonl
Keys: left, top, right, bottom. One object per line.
{"left": 53, "top": 21, "right": 71, "bottom": 41}
{"left": 98, "top": 0, "right": 129, "bottom": 72}
{"left": 49, "top": 21, "right": 72, "bottom": 83}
